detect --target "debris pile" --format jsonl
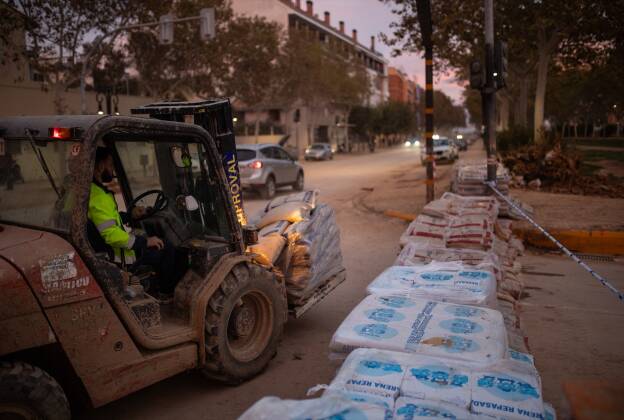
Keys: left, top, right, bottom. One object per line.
{"left": 240, "top": 181, "right": 557, "bottom": 419}
{"left": 502, "top": 145, "right": 624, "bottom": 197}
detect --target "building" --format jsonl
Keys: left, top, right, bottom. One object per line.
{"left": 388, "top": 67, "right": 409, "bottom": 103}
{"left": 230, "top": 0, "right": 389, "bottom": 154}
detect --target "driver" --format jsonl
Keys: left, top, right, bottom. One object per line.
{"left": 88, "top": 147, "right": 178, "bottom": 302}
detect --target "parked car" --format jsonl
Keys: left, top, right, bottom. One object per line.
{"left": 455, "top": 134, "right": 468, "bottom": 151}
{"left": 237, "top": 144, "right": 304, "bottom": 198}
{"left": 304, "top": 143, "right": 333, "bottom": 161}
{"left": 420, "top": 136, "right": 459, "bottom": 164}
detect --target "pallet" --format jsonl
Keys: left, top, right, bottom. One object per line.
{"left": 289, "top": 270, "right": 346, "bottom": 319}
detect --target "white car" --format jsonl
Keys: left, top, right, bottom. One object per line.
{"left": 420, "top": 136, "right": 459, "bottom": 164}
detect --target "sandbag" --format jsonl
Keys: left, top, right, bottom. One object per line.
{"left": 471, "top": 359, "right": 544, "bottom": 420}
{"left": 329, "top": 294, "right": 507, "bottom": 366}
{"left": 258, "top": 220, "right": 290, "bottom": 238}
{"left": 238, "top": 394, "right": 391, "bottom": 420}
{"left": 393, "top": 396, "right": 475, "bottom": 419}
{"left": 264, "top": 190, "right": 319, "bottom": 213}
{"left": 257, "top": 201, "right": 312, "bottom": 229}
{"left": 366, "top": 265, "right": 497, "bottom": 307}
{"left": 285, "top": 204, "right": 344, "bottom": 303}
{"left": 248, "top": 234, "right": 287, "bottom": 266}
{"left": 326, "top": 348, "right": 407, "bottom": 406}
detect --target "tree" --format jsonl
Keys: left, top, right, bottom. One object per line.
{"left": 276, "top": 28, "right": 370, "bottom": 144}
{"left": 433, "top": 90, "right": 465, "bottom": 128}
{"left": 381, "top": 0, "right": 621, "bottom": 142}
{"left": 1, "top": 0, "right": 132, "bottom": 113}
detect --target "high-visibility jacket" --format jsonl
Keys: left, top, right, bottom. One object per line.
{"left": 88, "top": 182, "right": 138, "bottom": 265}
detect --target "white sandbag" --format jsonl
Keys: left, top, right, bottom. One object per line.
{"left": 285, "top": 204, "right": 344, "bottom": 302}
{"left": 257, "top": 201, "right": 312, "bottom": 229}
{"left": 401, "top": 355, "right": 473, "bottom": 409}
{"left": 326, "top": 348, "right": 407, "bottom": 405}
{"left": 258, "top": 220, "right": 290, "bottom": 238}
{"left": 248, "top": 234, "right": 287, "bottom": 266}
{"left": 393, "top": 396, "right": 475, "bottom": 419}
{"left": 322, "top": 389, "right": 395, "bottom": 411}
{"left": 543, "top": 402, "right": 557, "bottom": 420}
{"left": 264, "top": 190, "right": 319, "bottom": 212}
{"left": 470, "top": 359, "right": 544, "bottom": 420}
{"left": 238, "top": 394, "right": 391, "bottom": 420}
{"left": 366, "top": 265, "right": 496, "bottom": 307}
{"left": 329, "top": 294, "right": 507, "bottom": 367}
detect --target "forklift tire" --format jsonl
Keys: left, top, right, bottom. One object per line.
{"left": 202, "top": 262, "right": 286, "bottom": 384}
{"left": 260, "top": 176, "right": 276, "bottom": 199}
{"left": 0, "top": 361, "right": 70, "bottom": 420}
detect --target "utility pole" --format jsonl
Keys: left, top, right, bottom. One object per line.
{"left": 484, "top": 0, "right": 497, "bottom": 182}
{"left": 416, "top": 0, "right": 434, "bottom": 203}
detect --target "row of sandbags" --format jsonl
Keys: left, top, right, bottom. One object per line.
{"left": 241, "top": 190, "right": 555, "bottom": 418}
{"left": 452, "top": 161, "right": 512, "bottom": 216}
{"left": 247, "top": 190, "right": 344, "bottom": 305}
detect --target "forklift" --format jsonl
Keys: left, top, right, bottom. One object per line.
{"left": 0, "top": 99, "right": 344, "bottom": 419}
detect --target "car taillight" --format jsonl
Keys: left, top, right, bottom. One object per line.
{"left": 249, "top": 160, "right": 263, "bottom": 169}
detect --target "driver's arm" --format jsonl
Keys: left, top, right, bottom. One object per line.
{"left": 88, "top": 204, "right": 147, "bottom": 253}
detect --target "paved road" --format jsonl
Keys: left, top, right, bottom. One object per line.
{"left": 87, "top": 145, "right": 424, "bottom": 420}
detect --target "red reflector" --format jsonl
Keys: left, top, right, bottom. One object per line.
{"left": 49, "top": 127, "right": 71, "bottom": 140}
{"left": 249, "top": 160, "right": 262, "bottom": 169}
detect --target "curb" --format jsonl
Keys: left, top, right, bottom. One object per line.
{"left": 383, "top": 210, "right": 417, "bottom": 222}
{"left": 513, "top": 227, "right": 624, "bottom": 255}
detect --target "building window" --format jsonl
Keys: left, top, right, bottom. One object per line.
{"left": 268, "top": 109, "right": 281, "bottom": 123}
{"left": 28, "top": 64, "right": 44, "bottom": 82}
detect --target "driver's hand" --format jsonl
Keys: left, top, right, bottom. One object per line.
{"left": 147, "top": 236, "right": 164, "bottom": 250}
{"left": 131, "top": 206, "right": 147, "bottom": 220}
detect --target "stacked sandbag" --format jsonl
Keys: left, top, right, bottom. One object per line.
{"left": 284, "top": 204, "right": 344, "bottom": 304}
{"left": 249, "top": 190, "right": 344, "bottom": 305}
{"left": 239, "top": 393, "right": 392, "bottom": 420}
{"left": 316, "top": 348, "right": 552, "bottom": 420}
{"left": 329, "top": 294, "right": 507, "bottom": 367}
{"left": 365, "top": 264, "right": 497, "bottom": 307}
{"left": 451, "top": 160, "right": 511, "bottom": 215}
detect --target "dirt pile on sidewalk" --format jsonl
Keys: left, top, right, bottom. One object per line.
{"left": 502, "top": 145, "right": 624, "bottom": 198}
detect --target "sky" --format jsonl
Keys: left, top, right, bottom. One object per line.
{"left": 311, "top": 0, "right": 464, "bottom": 104}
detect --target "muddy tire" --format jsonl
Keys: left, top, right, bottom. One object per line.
{"left": 260, "top": 176, "right": 276, "bottom": 199}
{"left": 0, "top": 361, "right": 70, "bottom": 420}
{"left": 202, "top": 262, "right": 286, "bottom": 384}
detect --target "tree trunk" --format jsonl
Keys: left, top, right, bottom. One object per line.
{"left": 533, "top": 44, "right": 550, "bottom": 143}
{"left": 515, "top": 78, "right": 529, "bottom": 128}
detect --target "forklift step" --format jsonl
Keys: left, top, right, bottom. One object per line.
{"left": 128, "top": 295, "right": 162, "bottom": 329}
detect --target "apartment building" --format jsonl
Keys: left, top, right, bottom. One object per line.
{"left": 230, "top": 0, "right": 389, "bottom": 153}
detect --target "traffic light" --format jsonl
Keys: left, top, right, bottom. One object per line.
{"left": 159, "top": 14, "right": 175, "bottom": 45}
{"left": 469, "top": 60, "right": 484, "bottom": 90}
{"left": 494, "top": 40, "right": 508, "bottom": 90}
{"left": 199, "top": 8, "right": 215, "bottom": 41}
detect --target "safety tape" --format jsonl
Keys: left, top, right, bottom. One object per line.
{"left": 485, "top": 181, "right": 624, "bottom": 302}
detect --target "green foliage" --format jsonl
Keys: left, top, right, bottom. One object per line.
{"left": 276, "top": 29, "right": 370, "bottom": 111}
{"left": 350, "top": 101, "right": 417, "bottom": 137}
{"left": 497, "top": 125, "right": 533, "bottom": 152}
{"left": 433, "top": 90, "right": 464, "bottom": 128}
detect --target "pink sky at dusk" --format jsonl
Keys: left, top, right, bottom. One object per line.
{"left": 311, "top": 0, "right": 465, "bottom": 104}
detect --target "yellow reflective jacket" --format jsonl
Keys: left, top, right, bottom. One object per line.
{"left": 88, "top": 182, "right": 137, "bottom": 265}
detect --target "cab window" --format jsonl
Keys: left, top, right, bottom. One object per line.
{"left": 113, "top": 139, "right": 231, "bottom": 242}
{"left": 0, "top": 139, "right": 75, "bottom": 232}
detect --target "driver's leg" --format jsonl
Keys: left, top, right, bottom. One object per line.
{"left": 135, "top": 241, "right": 180, "bottom": 300}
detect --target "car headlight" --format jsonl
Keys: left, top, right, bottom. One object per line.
{"left": 404, "top": 141, "right": 412, "bottom": 147}
{"left": 415, "top": 140, "right": 420, "bottom": 147}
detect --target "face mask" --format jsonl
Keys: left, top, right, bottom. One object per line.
{"left": 101, "top": 169, "right": 114, "bottom": 183}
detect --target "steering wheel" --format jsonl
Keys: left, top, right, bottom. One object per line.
{"left": 129, "top": 190, "right": 169, "bottom": 221}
